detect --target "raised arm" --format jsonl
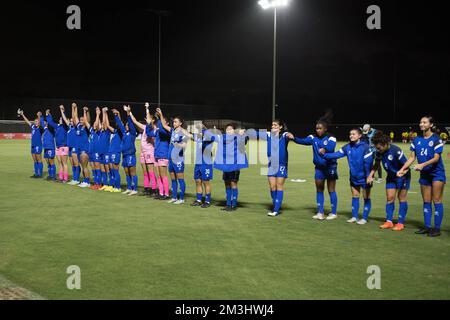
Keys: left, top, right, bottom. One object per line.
{"left": 38, "top": 111, "right": 44, "bottom": 128}
{"left": 156, "top": 107, "right": 172, "bottom": 133}
{"left": 60, "top": 105, "right": 70, "bottom": 126}
{"left": 71, "top": 103, "right": 79, "bottom": 125}
{"left": 103, "top": 108, "right": 115, "bottom": 133}
{"left": 93, "top": 107, "right": 101, "bottom": 130}
{"left": 83, "top": 107, "right": 91, "bottom": 129}
{"left": 19, "top": 110, "right": 32, "bottom": 127}
{"left": 127, "top": 106, "right": 146, "bottom": 132}
{"left": 46, "top": 109, "right": 58, "bottom": 130}
{"left": 113, "top": 109, "right": 126, "bottom": 135}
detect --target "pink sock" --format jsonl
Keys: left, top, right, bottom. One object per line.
{"left": 143, "top": 173, "right": 149, "bottom": 188}
{"left": 64, "top": 171, "right": 69, "bottom": 181}
{"left": 149, "top": 172, "right": 157, "bottom": 189}
{"left": 59, "top": 170, "right": 64, "bottom": 181}
{"left": 158, "top": 177, "right": 164, "bottom": 195}
{"left": 162, "top": 176, "right": 170, "bottom": 196}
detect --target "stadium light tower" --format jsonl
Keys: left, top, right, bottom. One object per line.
{"left": 258, "top": 0, "right": 290, "bottom": 122}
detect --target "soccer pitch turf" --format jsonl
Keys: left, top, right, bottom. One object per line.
{"left": 0, "top": 140, "right": 449, "bottom": 300}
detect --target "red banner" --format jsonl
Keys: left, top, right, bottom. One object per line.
{"left": 0, "top": 133, "right": 31, "bottom": 140}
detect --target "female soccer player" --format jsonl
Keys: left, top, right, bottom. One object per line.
{"left": 128, "top": 103, "right": 158, "bottom": 196}
{"left": 320, "top": 128, "right": 374, "bottom": 225}
{"left": 114, "top": 106, "right": 138, "bottom": 196}
{"left": 397, "top": 116, "right": 446, "bottom": 237}
{"left": 88, "top": 108, "right": 102, "bottom": 190}
{"left": 146, "top": 108, "right": 171, "bottom": 200}
{"left": 157, "top": 107, "right": 188, "bottom": 205}
{"left": 291, "top": 119, "right": 338, "bottom": 220}
{"left": 19, "top": 110, "right": 44, "bottom": 178}
{"left": 72, "top": 104, "right": 91, "bottom": 188}
{"left": 46, "top": 108, "right": 69, "bottom": 183}
{"left": 97, "top": 109, "right": 112, "bottom": 191}
{"left": 60, "top": 105, "right": 81, "bottom": 185}
{"left": 42, "top": 109, "right": 57, "bottom": 181}
{"left": 190, "top": 122, "right": 215, "bottom": 207}
{"left": 367, "top": 131, "right": 410, "bottom": 231}
{"left": 214, "top": 123, "right": 249, "bottom": 212}
{"left": 103, "top": 107, "right": 122, "bottom": 193}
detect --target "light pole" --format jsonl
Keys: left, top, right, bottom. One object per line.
{"left": 258, "top": 0, "right": 289, "bottom": 122}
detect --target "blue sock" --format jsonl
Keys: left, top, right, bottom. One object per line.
{"left": 398, "top": 202, "right": 408, "bottom": 224}
{"left": 232, "top": 188, "right": 238, "bottom": 207}
{"left": 38, "top": 162, "right": 43, "bottom": 176}
{"left": 274, "top": 190, "right": 284, "bottom": 213}
{"left": 329, "top": 192, "right": 338, "bottom": 215}
{"left": 71, "top": 166, "right": 75, "bottom": 180}
{"left": 386, "top": 202, "right": 395, "bottom": 222}
{"left": 351, "top": 198, "right": 360, "bottom": 219}
{"left": 52, "top": 165, "right": 57, "bottom": 178}
{"left": 196, "top": 193, "right": 203, "bottom": 202}
{"left": 434, "top": 203, "right": 444, "bottom": 230}
{"left": 316, "top": 192, "right": 324, "bottom": 214}
{"left": 115, "top": 169, "right": 121, "bottom": 189}
{"left": 126, "top": 175, "right": 132, "bottom": 190}
{"left": 83, "top": 177, "right": 89, "bottom": 184}
{"left": 47, "top": 164, "right": 52, "bottom": 177}
{"left": 102, "top": 171, "right": 107, "bottom": 185}
{"left": 179, "top": 179, "right": 186, "bottom": 200}
{"left": 132, "top": 175, "right": 138, "bottom": 191}
{"left": 34, "top": 162, "right": 38, "bottom": 175}
{"left": 363, "top": 198, "right": 372, "bottom": 220}
{"left": 424, "top": 202, "right": 432, "bottom": 228}
{"left": 74, "top": 166, "right": 80, "bottom": 181}
{"left": 226, "top": 187, "right": 232, "bottom": 206}
{"left": 270, "top": 190, "right": 276, "bottom": 204}
{"left": 108, "top": 170, "right": 113, "bottom": 186}
{"left": 96, "top": 169, "right": 101, "bottom": 184}
{"left": 205, "top": 193, "right": 211, "bottom": 203}
{"left": 171, "top": 179, "right": 178, "bottom": 199}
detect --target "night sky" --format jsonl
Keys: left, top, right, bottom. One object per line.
{"left": 1, "top": 0, "right": 449, "bottom": 126}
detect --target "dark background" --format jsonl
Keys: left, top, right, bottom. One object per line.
{"left": 1, "top": 0, "right": 449, "bottom": 130}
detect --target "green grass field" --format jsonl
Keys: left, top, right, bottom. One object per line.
{"left": 0, "top": 140, "right": 449, "bottom": 300}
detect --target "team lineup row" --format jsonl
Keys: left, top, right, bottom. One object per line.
{"left": 18, "top": 104, "right": 446, "bottom": 237}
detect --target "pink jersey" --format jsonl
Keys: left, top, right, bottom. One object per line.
{"left": 141, "top": 129, "right": 155, "bottom": 154}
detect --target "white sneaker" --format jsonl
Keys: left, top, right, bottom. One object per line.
{"left": 67, "top": 180, "right": 78, "bottom": 185}
{"left": 78, "top": 182, "right": 90, "bottom": 188}
{"left": 357, "top": 219, "right": 368, "bottom": 225}
{"left": 128, "top": 190, "right": 138, "bottom": 196}
{"left": 347, "top": 217, "right": 358, "bottom": 223}
{"left": 174, "top": 199, "right": 185, "bottom": 205}
{"left": 267, "top": 212, "right": 280, "bottom": 217}
{"left": 122, "top": 189, "right": 132, "bottom": 195}
{"left": 313, "top": 213, "right": 325, "bottom": 220}
{"left": 326, "top": 214, "right": 338, "bottom": 220}
{"left": 167, "top": 198, "right": 178, "bottom": 204}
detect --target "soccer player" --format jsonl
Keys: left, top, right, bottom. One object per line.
{"left": 402, "top": 131, "right": 409, "bottom": 144}
{"left": 368, "top": 131, "right": 410, "bottom": 231}
{"left": 320, "top": 128, "right": 374, "bottom": 225}
{"left": 88, "top": 108, "right": 103, "bottom": 190}
{"left": 190, "top": 122, "right": 215, "bottom": 208}
{"left": 46, "top": 108, "right": 69, "bottom": 183}
{"left": 72, "top": 104, "right": 91, "bottom": 188}
{"left": 146, "top": 108, "right": 171, "bottom": 200}
{"left": 290, "top": 119, "right": 339, "bottom": 220}
{"left": 97, "top": 108, "right": 112, "bottom": 191}
{"left": 214, "top": 123, "right": 249, "bottom": 212}
{"left": 103, "top": 107, "right": 122, "bottom": 193}
{"left": 363, "top": 124, "right": 382, "bottom": 183}
{"left": 18, "top": 110, "right": 44, "bottom": 178}
{"left": 397, "top": 116, "right": 446, "bottom": 237}
{"left": 114, "top": 106, "right": 138, "bottom": 196}
{"left": 60, "top": 105, "right": 81, "bottom": 185}
{"left": 42, "top": 109, "right": 57, "bottom": 181}
{"left": 129, "top": 103, "right": 158, "bottom": 196}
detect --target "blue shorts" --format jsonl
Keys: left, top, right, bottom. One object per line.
{"left": 194, "top": 164, "right": 213, "bottom": 181}
{"left": 110, "top": 153, "right": 121, "bottom": 165}
{"left": 68, "top": 147, "right": 77, "bottom": 157}
{"left": 268, "top": 164, "right": 288, "bottom": 178}
{"left": 44, "top": 149, "right": 55, "bottom": 159}
{"left": 350, "top": 179, "right": 372, "bottom": 189}
{"left": 386, "top": 175, "right": 411, "bottom": 190}
{"left": 103, "top": 154, "right": 110, "bottom": 165}
{"left": 419, "top": 171, "right": 447, "bottom": 186}
{"left": 122, "top": 154, "right": 136, "bottom": 168}
{"left": 92, "top": 152, "right": 101, "bottom": 163}
{"left": 315, "top": 166, "right": 338, "bottom": 180}
{"left": 223, "top": 170, "right": 241, "bottom": 182}
{"left": 31, "top": 146, "right": 42, "bottom": 155}
{"left": 169, "top": 160, "right": 185, "bottom": 174}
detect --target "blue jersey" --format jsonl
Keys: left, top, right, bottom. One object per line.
{"left": 293, "top": 134, "right": 337, "bottom": 168}
{"left": 214, "top": 133, "right": 249, "bottom": 172}
{"left": 193, "top": 129, "right": 216, "bottom": 165}
{"left": 410, "top": 134, "right": 445, "bottom": 174}
{"left": 46, "top": 115, "right": 67, "bottom": 148}
{"left": 30, "top": 123, "right": 43, "bottom": 147}
{"left": 97, "top": 129, "right": 111, "bottom": 155}
{"left": 324, "top": 141, "right": 373, "bottom": 184}
{"left": 245, "top": 130, "right": 290, "bottom": 166}
{"left": 116, "top": 115, "right": 137, "bottom": 155}
{"left": 109, "top": 129, "right": 122, "bottom": 154}
{"left": 169, "top": 127, "right": 187, "bottom": 164}
{"left": 66, "top": 125, "right": 77, "bottom": 148}
{"left": 88, "top": 127, "right": 100, "bottom": 155}
{"left": 147, "top": 120, "right": 170, "bottom": 159}
{"left": 375, "top": 144, "right": 409, "bottom": 178}
{"left": 76, "top": 123, "right": 89, "bottom": 152}
{"left": 40, "top": 117, "right": 55, "bottom": 150}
